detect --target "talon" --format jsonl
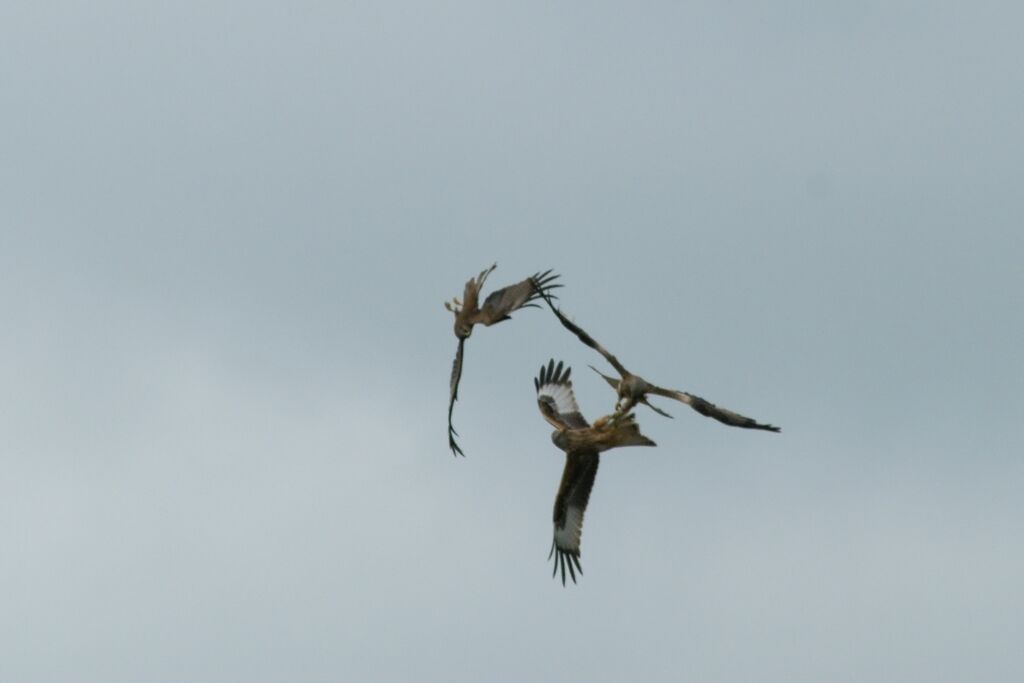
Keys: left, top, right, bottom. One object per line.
{"left": 609, "top": 405, "right": 628, "bottom": 425}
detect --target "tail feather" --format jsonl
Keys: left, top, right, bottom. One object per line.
{"left": 617, "top": 431, "right": 656, "bottom": 447}
{"left": 613, "top": 414, "right": 656, "bottom": 447}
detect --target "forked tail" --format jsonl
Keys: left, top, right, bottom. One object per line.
{"left": 612, "top": 414, "right": 656, "bottom": 448}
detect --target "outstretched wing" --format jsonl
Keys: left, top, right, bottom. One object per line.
{"left": 447, "top": 339, "right": 466, "bottom": 456}
{"left": 549, "top": 449, "right": 599, "bottom": 586}
{"left": 534, "top": 359, "right": 589, "bottom": 430}
{"left": 648, "top": 385, "right": 781, "bottom": 432}
{"left": 533, "top": 286, "right": 630, "bottom": 379}
{"left": 475, "top": 269, "right": 561, "bottom": 326}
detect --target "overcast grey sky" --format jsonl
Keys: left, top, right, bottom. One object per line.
{"left": 2, "top": 1, "right": 1022, "bottom": 681}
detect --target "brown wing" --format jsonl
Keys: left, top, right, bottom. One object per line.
{"left": 447, "top": 338, "right": 466, "bottom": 456}
{"left": 459, "top": 263, "right": 497, "bottom": 317}
{"left": 534, "top": 359, "right": 589, "bottom": 430}
{"left": 533, "top": 286, "right": 630, "bottom": 379}
{"left": 647, "top": 385, "right": 781, "bottom": 432}
{"left": 474, "top": 269, "right": 560, "bottom": 326}
{"left": 549, "top": 449, "right": 599, "bottom": 586}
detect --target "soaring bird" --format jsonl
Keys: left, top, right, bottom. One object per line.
{"left": 445, "top": 264, "right": 561, "bottom": 456}
{"left": 535, "top": 359, "right": 656, "bottom": 585}
{"left": 532, "top": 282, "right": 781, "bottom": 433}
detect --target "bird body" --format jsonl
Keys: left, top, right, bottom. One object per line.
{"left": 445, "top": 264, "right": 560, "bottom": 455}
{"left": 533, "top": 282, "right": 781, "bottom": 433}
{"left": 535, "top": 359, "right": 655, "bottom": 585}
{"left": 551, "top": 416, "right": 654, "bottom": 453}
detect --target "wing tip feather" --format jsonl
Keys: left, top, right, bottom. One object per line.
{"left": 448, "top": 426, "right": 465, "bottom": 457}
{"left": 550, "top": 546, "right": 582, "bottom": 586}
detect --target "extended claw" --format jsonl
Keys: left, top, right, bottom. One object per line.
{"left": 607, "top": 402, "right": 632, "bottom": 426}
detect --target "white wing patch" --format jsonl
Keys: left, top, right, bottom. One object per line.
{"left": 535, "top": 359, "right": 589, "bottom": 430}
{"left": 554, "top": 506, "right": 584, "bottom": 553}
{"left": 539, "top": 380, "right": 581, "bottom": 420}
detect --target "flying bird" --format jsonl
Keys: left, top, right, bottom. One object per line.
{"left": 445, "top": 264, "right": 561, "bottom": 456}
{"left": 535, "top": 359, "right": 656, "bottom": 585}
{"left": 532, "top": 282, "right": 781, "bottom": 433}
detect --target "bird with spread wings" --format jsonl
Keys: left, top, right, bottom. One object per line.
{"left": 532, "top": 282, "right": 781, "bottom": 433}
{"left": 445, "top": 264, "right": 561, "bottom": 456}
{"left": 535, "top": 359, "right": 656, "bottom": 585}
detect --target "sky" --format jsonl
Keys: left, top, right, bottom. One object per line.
{"left": 2, "top": 1, "right": 1023, "bottom": 681}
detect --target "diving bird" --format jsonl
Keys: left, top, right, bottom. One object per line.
{"left": 532, "top": 282, "right": 781, "bottom": 433}
{"left": 445, "top": 264, "right": 561, "bottom": 456}
{"left": 535, "top": 359, "right": 656, "bottom": 585}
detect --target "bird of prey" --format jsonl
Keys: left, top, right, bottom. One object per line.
{"left": 535, "top": 359, "right": 656, "bottom": 585}
{"left": 445, "top": 264, "right": 561, "bottom": 456}
{"left": 532, "top": 283, "right": 781, "bottom": 433}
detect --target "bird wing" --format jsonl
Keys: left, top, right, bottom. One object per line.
{"left": 447, "top": 338, "right": 466, "bottom": 456}
{"left": 474, "top": 269, "right": 561, "bottom": 326}
{"left": 459, "top": 263, "right": 497, "bottom": 317}
{"left": 549, "top": 449, "right": 600, "bottom": 586}
{"left": 533, "top": 286, "right": 630, "bottom": 379}
{"left": 647, "top": 385, "right": 781, "bottom": 432}
{"left": 534, "top": 359, "right": 590, "bottom": 430}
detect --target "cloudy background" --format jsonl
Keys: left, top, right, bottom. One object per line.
{"left": 2, "top": 1, "right": 1022, "bottom": 681}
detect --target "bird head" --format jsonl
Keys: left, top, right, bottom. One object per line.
{"left": 444, "top": 299, "right": 473, "bottom": 338}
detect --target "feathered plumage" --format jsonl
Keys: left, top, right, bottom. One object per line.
{"left": 445, "top": 264, "right": 560, "bottom": 455}
{"left": 532, "top": 284, "right": 780, "bottom": 433}
{"left": 535, "top": 359, "right": 656, "bottom": 585}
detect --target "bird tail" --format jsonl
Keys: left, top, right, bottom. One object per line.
{"left": 611, "top": 414, "right": 656, "bottom": 448}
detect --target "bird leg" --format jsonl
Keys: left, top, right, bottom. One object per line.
{"left": 606, "top": 394, "right": 640, "bottom": 426}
